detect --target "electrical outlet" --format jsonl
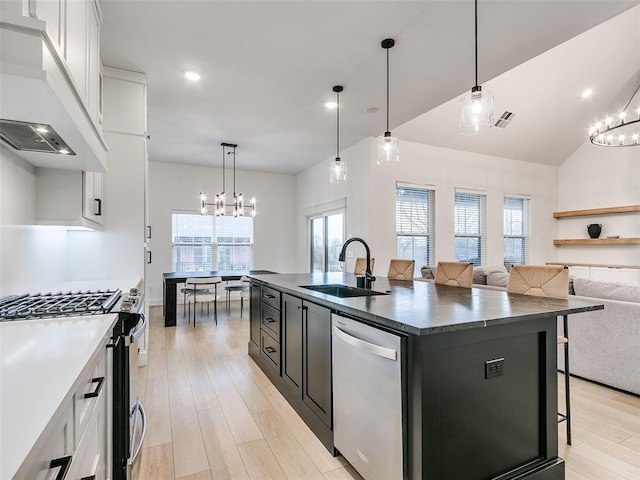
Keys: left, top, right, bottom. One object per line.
{"left": 485, "top": 358, "right": 504, "bottom": 379}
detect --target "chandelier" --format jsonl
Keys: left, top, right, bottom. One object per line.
{"left": 200, "top": 143, "right": 256, "bottom": 216}
{"left": 589, "top": 83, "right": 640, "bottom": 147}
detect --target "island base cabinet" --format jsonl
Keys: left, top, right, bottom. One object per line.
{"left": 409, "top": 316, "right": 563, "bottom": 480}
{"left": 249, "top": 284, "right": 262, "bottom": 348}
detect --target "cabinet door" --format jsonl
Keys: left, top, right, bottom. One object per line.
{"left": 302, "top": 301, "right": 332, "bottom": 427}
{"left": 65, "top": 0, "right": 87, "bottom": 99}
{"left": 282, "top": 294, "right": 303, "bottom": 392}
{"left": 83, "top": 171, "right": 104, "bottom": 224}
{"left": 33, "top": 0, "right": 64, "bottom": 51}
{"left": 87, "top": 0, "right": 101, "bottom": 124}
{"left": 249, "top": 284, "right": 261, "bottom": 347}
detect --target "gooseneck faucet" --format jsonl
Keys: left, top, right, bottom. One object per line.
{"left": 338, "top": 237, "right": 376, "bottom": 289}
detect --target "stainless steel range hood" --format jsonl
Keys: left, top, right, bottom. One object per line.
{"left": 0, "top": 119, "right": 76, "bottom": 155}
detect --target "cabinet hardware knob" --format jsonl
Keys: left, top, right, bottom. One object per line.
{"left": 265, "top": 346, "right": 276, "bottom": 353}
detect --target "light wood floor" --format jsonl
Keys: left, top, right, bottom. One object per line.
{"left": 135, "top": 305, "right": 640, "bottom": 480}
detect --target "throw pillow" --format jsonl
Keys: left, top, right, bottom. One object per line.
{"left": 421, "top": 266, "right": 435, "bottom": 280}
{"left": 472, "top": 267, "right": 487, "bottom": 285}
{"left": 487, "top": 272, "right": 509, "bottom": 288}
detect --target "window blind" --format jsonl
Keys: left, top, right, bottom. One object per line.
{"left": 454, "top": 190, "right": 486, "bottom": 266}
{"left": 503, "top": 196, "right": 530, "bottom": 267}
{"left": 395, "top": 184, "right": 435, "bottom": 267}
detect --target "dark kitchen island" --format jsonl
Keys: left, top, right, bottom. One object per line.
{"left": 248, "top": 272, "right": 603, "bottom": 480}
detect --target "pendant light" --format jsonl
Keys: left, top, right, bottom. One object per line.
{"left": 200, "top": 143, "right": 256, "bottom": 216}
{"left": 376, "top": 38, "right": 399, "bottom": 165}
{"left": 329, "top": 85, "right": 347, "bottom": 183}
{"left": 459, "top": 0, "right": 494, "bottom": 135}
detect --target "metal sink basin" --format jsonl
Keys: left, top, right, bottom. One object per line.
{"left": 300, "top": 284, "right": 388, "bottom": 298}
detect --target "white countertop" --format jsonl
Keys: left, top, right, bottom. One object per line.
{"left": 0, "top": 314, "right": 118, "bottom": 479}
{"left": 52, "top": 277, "right": 141, "bottom": 294}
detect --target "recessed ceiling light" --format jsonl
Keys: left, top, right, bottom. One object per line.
{"left": 184, "top": 71, "right": 201, "bottom": 81}
{"left": 324, "top": 101, "right": 338, "bottom": 109}
{"left": 582, "top": 88, "right": 593, "bottom": 99}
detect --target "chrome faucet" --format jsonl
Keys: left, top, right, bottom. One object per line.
{"left": 338, "top": 237, "right": 376, "bottom": 289}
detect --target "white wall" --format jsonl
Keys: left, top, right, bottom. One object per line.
{"left": 146, "top": 161, "right": 297, "bottom": 305}
{"left": 295, "top": 137, "right": 559, "bottom": 275}
{"left": 556, "top": 141, "right": 640, "bottom": 266}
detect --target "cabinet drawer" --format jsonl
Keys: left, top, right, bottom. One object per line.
{"left": 261, "top": 303, "right": 281, "bottom": 338}
{"left": 15, "top": 401, "right": 74, "bottom": 480}
{"left": 261, "top": 329, "right": 280, "bottom": 372}
{"left": 68, "top": 392, "right": 106, "bottom": 480}
{"left": 74, "top": 344, "right": 107, "bottom": 448}
{"left": 261, "top": 285, "right": 281, "bottom": 310}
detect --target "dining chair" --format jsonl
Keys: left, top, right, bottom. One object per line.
{"left": 186, "top": 277, "right": 222, "bottom": 326}
{"left": 387, "top": 259, "right": 415, "bottom": 280}
{"left": 354, "top": 257, "right": 375, "bottom": 275}
{"left": 434, "top": 261, "right": 474, "bottom": 288}
{"left": 507, "top": 264, "right": 572, "bottom": 444}
{"left": 224, "top": 276, "right": 250, "bottom": 314}
{"left": 180, "top": 282, "right": 210, "bottom": 317}
{"left": 239, "top": 276, "right": 251, "bottom": 318}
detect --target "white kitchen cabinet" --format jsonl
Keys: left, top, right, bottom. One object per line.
{"left": 83, "top": 170, "right": 105, "bottom": 225}
{"left": 14, "top": 330, "right": 111, "bottom": 480}
{"left": 0, "top": 0, "right": 107, "bottom": 171}
{"left": 36, "top": 167, "right": 104, "bottom": 229}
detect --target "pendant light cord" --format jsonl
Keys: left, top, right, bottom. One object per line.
{"left": 386, "top": 46, "right": 390, "bottom": 132}
{"left": 622, "top": 83, "right": 640, "bottom": 112}
{"left": 475, "top": 0, "right": 478, "bottom": 87}
{"left": 336, "top": 90, "right": 340, "bottom": 159}
{"left": 232, "top": 146, "right": 236, "bottom": 196}
{"left": 222, "top": 145, "right": 226, "bottom": 193}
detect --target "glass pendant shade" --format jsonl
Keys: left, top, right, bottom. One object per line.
{"left": 459, "top": 86, "right": 494, "bottom": 135}
{"left": 329, "top": 158, "right": 347, "bottom": 184}
{"left": 376, "top": 132, "right": 400, "bottom": 165}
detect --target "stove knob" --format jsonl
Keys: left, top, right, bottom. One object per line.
{"left": 129, "top": 288, "right": 139, "bottom": 296}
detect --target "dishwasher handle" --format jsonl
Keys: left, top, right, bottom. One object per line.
{"left": 333, "top": 325, "right": 397, "bottom": 361}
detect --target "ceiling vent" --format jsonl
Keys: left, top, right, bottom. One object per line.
{"left": 494, "top": 111, "right": 515, "bottom": 128}
{"left": 0, "top": 119, "right": 76, "bottom": 155}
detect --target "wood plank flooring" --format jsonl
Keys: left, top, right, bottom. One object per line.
{"left": 135, "top": 305, "right": 639, "bottom": 480}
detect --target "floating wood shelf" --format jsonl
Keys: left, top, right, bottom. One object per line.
{"left": 553, "top": 205, "right": 640, "bottom": 218}
{"left": 546, "top": 262, "right": 640, "bottom": 269}
{"left": 553, "top": 238, "right": 640, "bottom": 246}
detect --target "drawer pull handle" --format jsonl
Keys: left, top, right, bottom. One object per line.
{"left": 265, "top": 346, "right": 276, "bottom": 353}
{"left": 84, "top": 376, "right": 105, "bottom": 399}
{"left": 265, "top": 317, "right": 276, "bottom": 323}
{"left": 263, "top": 294, "right": 276, "bottom": 299}
{"left": 49, "top": 455, "right": 72, "bottom": 480}
{"left": 81, "top": 476, "right": 96, "bottom": 480}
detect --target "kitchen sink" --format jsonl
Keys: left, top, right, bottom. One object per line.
{"left": 300, "top": 284, "right": 388, "bottom": 298}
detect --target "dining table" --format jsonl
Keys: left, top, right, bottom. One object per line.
{"left": 162, "top": 270, "right": 276, "bottom": 326}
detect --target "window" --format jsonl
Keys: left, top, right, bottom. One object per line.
{"left": 454, "top": 190, "right": 486, "bottom": 266}
{"left": 503, "top": 196, "right": 530, "bottom": 267}
{"left": 396, "top": 184, "right": 435, "bottom": 268}
{"left": 171, "top": 212, "right": 253, "bottom": 272}
{"left": 310, "top": 212, "right": 344, "bottom": 273}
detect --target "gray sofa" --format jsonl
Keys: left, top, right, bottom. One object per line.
{"left": 419, "top": 266, "right": 640, "bottom": 395}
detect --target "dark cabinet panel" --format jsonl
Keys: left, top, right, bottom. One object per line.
{"left": 303, "top": 301, "right": 332, "bottom": 428}
{"left": 282, "top": 294, "right": 303, "bottom": 392}
{"left": 261, "top": 328, "right": 280, "bottom": 373}
{"left": 249, "top": 284, "right": 261, "bottom": 347}
{"left": 261, "top": 303, "right": 281, "bottom": 338}
{"left": 261, "top": 285, "right": 281, "bottom": 310}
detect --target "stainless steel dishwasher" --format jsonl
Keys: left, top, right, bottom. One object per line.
{"left": 332, "top": 313, "right": 403, "bottom": 480}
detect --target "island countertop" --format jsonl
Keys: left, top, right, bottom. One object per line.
{"left": 250, "top": 272, "right": 604, "bottom": 336}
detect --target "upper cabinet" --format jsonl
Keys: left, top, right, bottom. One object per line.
{"left": 0, "top": 0, "right": 108, "bottom": 172}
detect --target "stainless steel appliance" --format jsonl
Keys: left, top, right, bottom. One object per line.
{"left": 332, "top": 314, "right": 404, "bottom": 480}
{"left": 0, "top": 287, "right": 147, "bottom": 480}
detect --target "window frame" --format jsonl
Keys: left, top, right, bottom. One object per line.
{"left": 454, "top": 189, "right": 486, "bottom": 266}
{"left": 309, "top": 209, "right": 345, "bottom": 273}
{"left": 503, "top": 195, "right": 530, "bottom": 268}
{"left": 171, "top": 211, "right": 254, "bottom": 272}
{"left": 395, "top": 182, "right": 436, "bottom": 268}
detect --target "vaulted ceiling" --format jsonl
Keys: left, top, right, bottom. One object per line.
{"left": 100, "top": 0, "right": 640, "bottom": 174}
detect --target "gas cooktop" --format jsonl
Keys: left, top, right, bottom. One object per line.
{"left": 0, "top": 289, "right": 125, "bottom": 321}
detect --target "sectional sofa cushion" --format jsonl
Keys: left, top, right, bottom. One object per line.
{"left": 573, "top": 277, "right": 640, "bottom": 303}
{"left": 487, "top": 271, "right": 509, "bottom": 287}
